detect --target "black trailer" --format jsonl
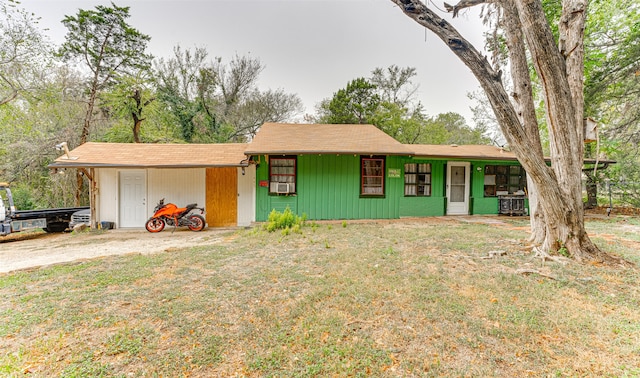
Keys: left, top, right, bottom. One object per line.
{"left": 1, "top": 184, "right": 88, "bottom": 236}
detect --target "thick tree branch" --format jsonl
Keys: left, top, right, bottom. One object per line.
{"left": 443, "top": 0, "right": 489, "bottom": 17}
{"left": 499, "top": 1, "right": 544, "bottom": 160}
{"left": 389, "top": 1, "right": 536, "bottom": 162}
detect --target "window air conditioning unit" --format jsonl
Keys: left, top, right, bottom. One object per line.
{"left": 270, "top": 182, "right": 295, "bottom": 194}
{"left": 276, "top": 183, "right": 291, "bottom": 194}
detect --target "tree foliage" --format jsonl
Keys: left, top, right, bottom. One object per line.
{"left": 0, "top": 1, "right": 304, "bottom": 209}
{"left": 476, "top": 0, "right": 640, "bottom": 206}
{"left": 154, "top": 47, "right": 302, "bottom": 142}
{"left": 318, "top": 65, "right": 489, "bottom": 144}
{"left": 58, "top": 2, "right": 153, "bottom": 144}
{"left": 324, "top": 77, "right": 381, "bottom": 124}
{"left": 0, "top": 0, "right": 51, "bottom": 105}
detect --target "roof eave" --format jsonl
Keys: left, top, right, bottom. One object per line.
{"left": 244, "top": 150, "right": 412, "bottom": 156}
{"left": 410, "top": 154, "right": 518, "bottom": 161}
{"left": 48, "top": 162, "right": 249, "bottom": 169}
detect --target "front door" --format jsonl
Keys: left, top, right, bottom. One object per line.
{"left": 119, "top": 170, "right": 147, "bottom": 228}
{"left": 446, "top": 162, "right": 470, "bottom": 215}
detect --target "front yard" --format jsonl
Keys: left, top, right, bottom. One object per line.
{"left": 1, "top": 215, "right": 639, "bottom": 377}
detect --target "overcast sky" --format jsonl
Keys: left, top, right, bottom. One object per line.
{"left": 20, "top": 0, "right": 489, "bottom": 123}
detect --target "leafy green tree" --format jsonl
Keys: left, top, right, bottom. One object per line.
{"left": 324, "top": 77, "right": 380, "bottom": 124}
{"left": 99, "top": 71, "right": 176, "bottom": 143}
{"left": 155, "top": 46, "right": 302, "bottom": 142}
{"left": 370, "top": 65, "right": 418, "bottom": 107}
{"left": 0, "top": 64, "right": 88, "bottom": 208}
{"left": 478, "top": 0, "right": 639, "bottom": 207}
{"left": 371, "top": 102, "right": 431, "bottom": 143}
{"left": 319, "top": 66, "right": 489, "bottom": 145}
{"left": 430, "top": 112, "right": 490, "bottom": 145}
{"left": 153, "top": 46, "right": 211, "bottom": 142}
{"left": 0, "top": 0, "right": 51, "bottom": 105}
{"left": 58, "top": 2, "right": 152, "bottom": 204}
{"left": 58, "top": 2, "right": 153, "bottom": 145}
{"left": 583, "top": 1, "right": 640, "bottom": 207}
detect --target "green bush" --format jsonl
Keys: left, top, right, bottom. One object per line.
{"left": 264, "top": 207, "right": 306, "bottom": 233}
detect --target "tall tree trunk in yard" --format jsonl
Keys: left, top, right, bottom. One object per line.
{"left": 389, "top": 0, "right": 620, "bottom": 263}
{"left": 499, "top": 1, "right": 546, "bottom": 246}
{"left": 59, "top": 3, "right": 153, "bottom": 208}
{"left": 75, "top": 80, "right": 99, "bottom": 206}
{"left": 130, "top": 88, "right": 149, "bottom": 144}
{"left": 514, "top": 0, "right": 595, "bottom": 260}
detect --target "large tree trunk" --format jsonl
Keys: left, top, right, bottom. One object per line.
{"left": 498, "top": 1, "right": 546, "bottom": 245}
{"left": 513, "top": 0, "right": 598, "bottom": 261}
{"left": 389, "top": 0, "right": 618, "bottom": 262}
{"left": 75, "top": 75, "right": 100, "bottom": 206}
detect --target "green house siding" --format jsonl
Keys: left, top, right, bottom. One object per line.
{"left": 471, "top": 162, "right": 497, "bottom": 214}
{"left": 255, "top": 155, "right": 530, "bottom": 221}
{"left": 470, "top": 161, "right": 529, "bottom": 215}
{"left": 398, "top": 159, "right": 447, "bottom": 217}
{"left": 255, "top": 154, "right": 403, "bottom": 221}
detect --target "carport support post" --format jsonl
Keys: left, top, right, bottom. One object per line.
{"left": 80, "top": 168, "right": 97, "bottom": 229}
{"left": 90, "top": 168, "right": 97, "bottom": 228}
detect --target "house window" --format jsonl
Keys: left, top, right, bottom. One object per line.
{"left": 269, "top": 156, "right": 296, "bottom": 194}
{"left": 404, "top": 163, "right": 431, "bottom": 196}
{"left": 484, "top": 165, "right": 526, "bottom": 197}
{"left": 361, "top": 156, "right": 385, "bottom": 196}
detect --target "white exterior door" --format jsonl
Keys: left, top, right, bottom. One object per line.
{"left": 446, "top": 162, "right": 470, "bottom": 215}
{"left": 237, "top": 166, "right": 256, "bottom": 227}
{"left": 119, "top": 170, "right": 147, "bottom": 228}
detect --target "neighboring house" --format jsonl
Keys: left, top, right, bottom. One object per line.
{"left": 49, "top": 142, "right": 255, "bottom": 228}
{"left": 51, "top": 123, "right": 613, "bottom": 228}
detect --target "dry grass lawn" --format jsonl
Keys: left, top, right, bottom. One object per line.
{"left": 1, "top": 215, "right": 640, "bottom": 377}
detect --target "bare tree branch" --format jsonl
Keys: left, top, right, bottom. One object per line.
{"left": 443, "top": 0, "right": 489, "bottom": 17}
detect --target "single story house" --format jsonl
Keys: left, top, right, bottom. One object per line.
{"left": 245, "top": 123, "right": 534, "bottom": 221}
{"left": 49, "top": 142, "right": 255, "bottom": 228}
{"left": 51, "top": 123, "right": 612, "bottom": 228}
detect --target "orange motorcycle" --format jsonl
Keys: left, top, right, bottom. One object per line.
{"left": 145, "top": 199, "right": 206, "bottom": 232}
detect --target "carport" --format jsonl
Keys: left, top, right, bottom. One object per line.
{"left": 49, "top": 142, "right": 254, "bottom": 229}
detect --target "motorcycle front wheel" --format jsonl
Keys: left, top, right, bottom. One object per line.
{"left": 145, "top": 217, "right": 165, "bottom": 233}
{"left": 187, "top": 214, "right": 205, "bottom": 231}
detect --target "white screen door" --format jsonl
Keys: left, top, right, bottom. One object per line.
{"left": 119, "top": 170, "right": 147, "bottom": 227}
{"left": 446, "top": 162, "right": 470, "bottom": 215}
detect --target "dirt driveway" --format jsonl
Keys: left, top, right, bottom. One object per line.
{"left": 0, "top": 227, "right": 231, "bottom": 274}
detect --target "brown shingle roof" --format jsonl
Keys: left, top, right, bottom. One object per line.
{"left": 49, "top": 142, "right": 249, "bottom": 168}
{"left": 409, "top": 144, "right": 615, "bottom": 165}
{"left": 409, "top": 144, "right": 518, "bottom": 161}
{"left": 244, "top": 123, "right": 413, "bottom": 155}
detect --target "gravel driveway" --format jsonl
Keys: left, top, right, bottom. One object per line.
{"left": 0, "top": 227, "right": 230, "bottom": 274}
